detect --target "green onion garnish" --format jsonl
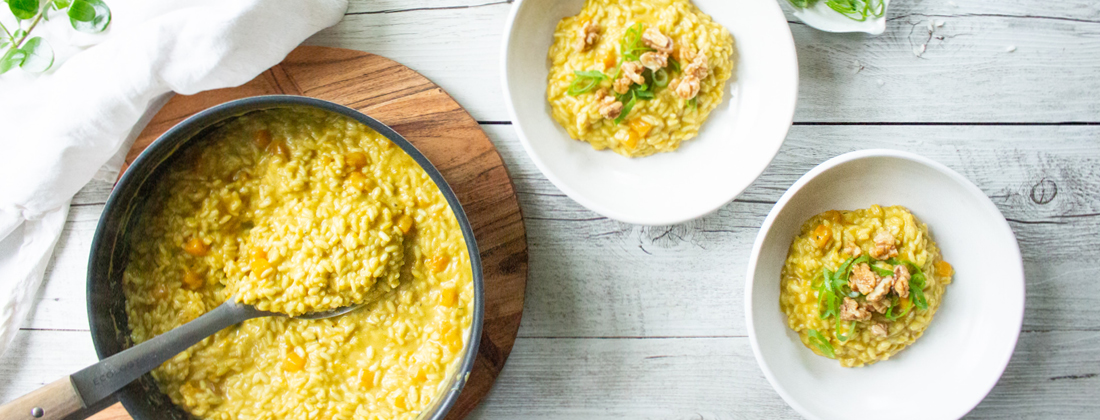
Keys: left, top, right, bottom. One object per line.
{"left": 668, "top": 57, "right": 681, "bottom": 73}
{"left": 787, "top": 0, "right": 885, "bottom": 22}
{"left": 835, "top": 320, "right": 855, "bottom": 342}
{"left": 653, "top": 68, "right": 669, "bottom": 87}
{"left": 883, "top": 296, "right": 911, "bottom": 321}
{"left": 614, "top": 91, "right": 636, "bottom": 125}
{"left": 567, "top": 70, "right": 608, "bottom": 96}
{"left": 870, "top": 263, "right": 893, "bottom": 277}
{"left": 619, "top": 22, "right": 653, "bottom": 63}
{"left": 807, "top": 329, "right": 836, "bottom": 358}
{"left": 888, "top": 258, "right": 930, "bottom": 310}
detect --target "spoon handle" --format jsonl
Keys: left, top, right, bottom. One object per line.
{"left": 0, "top": 377, "right": 82, "bottom": 420}
{"left": 0, "top": 300, "right": 258, "bottom": 420}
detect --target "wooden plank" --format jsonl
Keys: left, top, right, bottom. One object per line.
{"left": 0, "top": 331, "right": 97, "bottom": 405}
{"left": 26, "top": 125, "right": 1100, "bottom": 338}
{"left": 516, "top": 125, "right": 1100, "bottom": 337}
{"left": 468, "top": 331, "right": 1100, "bottom": 419}
{"left": 3, "top": 330, "right": 1096, "bottom": 419}
{"left": 309, "top": 0, "right": 1100, "bottom": 122}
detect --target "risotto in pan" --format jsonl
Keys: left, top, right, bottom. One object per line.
{"left": 123, "top": 107, "right": 474, "bottom": 419}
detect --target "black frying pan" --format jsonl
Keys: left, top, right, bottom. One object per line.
{"left": 83, "top": 95, "right": 485, "bottom": 420}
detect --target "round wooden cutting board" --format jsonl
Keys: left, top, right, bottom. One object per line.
{"left": 93, "top": 46, "right": 528, "bottom": 420}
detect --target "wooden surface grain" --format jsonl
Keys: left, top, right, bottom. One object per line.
{"left": 2, "top": 0, "right": 1099, "bottom": 419}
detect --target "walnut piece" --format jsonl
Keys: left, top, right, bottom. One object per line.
{"left": 639, "top": 51, "right": 668, "bottom": 70}
{"left": 595, "top": 89, "right": 622, "bottom": 120}
{"left": 622, "top": 61, "right": 645, "bottom": 84}
{"left": 613, "top": 61, "right": 646, "bottom": 94}
{"left": 574, "top": 21, "right": 600, "bottom": 52}
{"left": 844, "top": 242, "right": 862, "bottom": 257}
{"left": 866, "top": 274, "right": 894, "bottom": 303}
{"left": 683, "top": 50, "right": 710, "bottom": 80}
{"left": 840, "top": 297, "right": 872, "bottom": 321}
{"left": 668, "top": 50, "right": 708, "bottom": 100}
{"left": 849, "top": 263, "right": 878, "bottom": 295}
{"left": 642, "top": 27, "right": 674, "bottom": 54}
{"left": 871, "top": 323, "right": 889, "bottom": 337}
{"left": 866, "top": 299, "right": 890, "bottom": 314}
{"left": 870, "top": 229, "right": 898, "bottom": 260}
{"left": 671, "top": 76, "right": 700, "bottom": 100}
{"left": 893, "top": 264, "right": 911, "bottom": 298}
{"left": 613, "top": 77, "right": 632, "bottom": 95}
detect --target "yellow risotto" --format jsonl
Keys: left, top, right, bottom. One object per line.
{"left": 547, "top": 0, "right": 736, "bottom": 157}
{"left": 779, "top": 205, "right": 953, "bottom": 367}
{"left": 122, "top": 107, "right": 474, "bottom": 419}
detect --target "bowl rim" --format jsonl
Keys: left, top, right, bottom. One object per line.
{"left": 743, "top": 148, "right": 1025, "bottom": 420}
{"left": 86, "top": 95, "right": 485, "bottom": 420}
{"left": 499, "top": 0, "right": 800, "bottom": 225}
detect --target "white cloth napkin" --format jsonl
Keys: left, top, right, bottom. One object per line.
{"left": 0, "top": 0, "right": 348, "bottom": 357}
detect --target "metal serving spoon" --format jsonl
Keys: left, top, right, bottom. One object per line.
{"left": 0, "top": 298, "right": 363, "bottom": 420}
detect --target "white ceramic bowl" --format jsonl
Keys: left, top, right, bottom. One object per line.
{"left": 745, "top": 149, "right": 1025, "bottom": 420}
{"left": 501, "top": 0, "right": 798, "bottom": 225}
{"left": 788, "top": 0, "right": 890, "bottom": 35}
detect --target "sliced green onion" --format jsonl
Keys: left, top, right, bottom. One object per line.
{"left": 687, "top": 97, "right": 698, "bottom": 109}
{"left": 668, "top": 57, "right": 681, "bottom": 73}
{"left": 653, "top": 68, "right": 669, "bottom": 87}
{"left": 870, "top": 263, "right": 893, "bottom": 277}
{"left": 789, "top": 0, "right": 885, "bottom": 22}
{"left": 619, "top": 22, "right": 653, "bottom": 62}
{"left": 835, "top": 320, "right": 855, "bottom": 342}
{"left": 614, "top": 91, "right": 636, "bottom": 125}
{"left": 883, "top": 296, "right": 911, "bottom": 321}
{"left": 567, "top": 70, "right": 608, "bottom": 96}
{"left": 806, "top": 329, "right": 836, "bottom": 359}
{"left": 832, "top": 254, "right": 868, "bottom": 293}
{"left": 817, "top": 269, "right": 839, "bottom": 320}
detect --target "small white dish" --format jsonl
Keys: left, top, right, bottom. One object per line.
{"left": 745, "top": 149, "right": 1025, "bottom": 420}
{"left": 501, "top": 0, "right": 798, "bottom": 225}
{"left": 788, "top": 0, "right": 890, "bottom": 35}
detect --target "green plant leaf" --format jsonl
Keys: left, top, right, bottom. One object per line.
{"left": 53, "top": 0, "right": 72, "bottom": 9}
{"left": 13, "top": 28, "right": 27, "bottom": 40}
{"left": 9, "top": 0, "right": 38, "bottom": 20}
{"left": 0, "top": 47, "right": 27, "bottom": 74}
{"left": 18, "top": 36, "right": 52, "bottom": 72}
{"left": 67, "top": 0, "right": 93, "bottom": 21}
{"left": 69, "top": 0, "right": 109, "bottom": 33}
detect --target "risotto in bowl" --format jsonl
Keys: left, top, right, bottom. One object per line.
{"left": 780, "top": 205, "right": 953, "bottom": 367}
{"left": 745, "top": 150, "right": 1024, "bottom": 420}
{"left": 546, "top": 0, "right": 737, "bottom": 157}
{"left": 503, "top": 0, "right": 797, "bottom": 224}
{"left": 88, "top": 96, "right": 483, "bottom": 420}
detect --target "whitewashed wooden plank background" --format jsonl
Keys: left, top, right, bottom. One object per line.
{"left": 3, "top": 0, "right": 1099, "bottom": 419}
